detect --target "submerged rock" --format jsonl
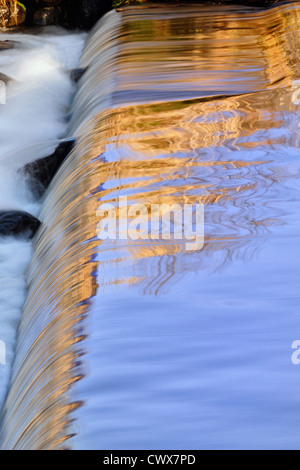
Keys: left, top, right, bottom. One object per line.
{"left": 69, "top": 67, "right": 87, "bottom": 83}
{"left": 0, "top": 211, "right": 40, "bottom": 238}
{"left": 23, "top": 140, "right": 75, "bottom": 198}
{"left": 0, "top": 40, "right": 19, "bottom": 51}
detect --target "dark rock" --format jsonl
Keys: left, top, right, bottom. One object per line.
{"left": 65, "top": 0, "right": 112, "bottom": 29}
{"left": 33, "top": 6, "right": 62, "bottom": 26}
{"left": 0, "top": 40, "right": 20, "bottom": 51}
{"left": 20, "top": 0, "right": 37, "bottom": 25}
{"left": 0, "top": 211, "right": 41, "bottom": 239}
{"left": 114, "top": 0, "right": 282, "bottom": 5}
{"left": 38, "top": 0, "right": 62, "bottom": 5}
{"left": 23, "top": 139, "right": 75, "bottom": 199}
{"left": 19, "top": 0, "right": 62, "bottom": 25}
{"left": 69, "top": 67, "right": 87, "bottom": 83}
{"left": 20, "top": 1, "right": 285, "bottom": 28}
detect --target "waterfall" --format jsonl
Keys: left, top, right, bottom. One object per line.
{"left": 1, "top": 3, "right": 300, "bottom": 449}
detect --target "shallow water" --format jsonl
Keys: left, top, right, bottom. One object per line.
{"left": 1, "top": 4, "right": 300, "bottom": 449}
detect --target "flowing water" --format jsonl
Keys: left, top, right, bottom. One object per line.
{"left": 0, "top": 28, "right": 85, "bottom": 419}
{"left": 1, "top": 3, "right": 300, "bottom": 449}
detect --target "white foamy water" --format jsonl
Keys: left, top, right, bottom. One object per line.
{"left": 0, "top": 238, "right": 32, "bottom": 408}
{"left": 0, "top": 28, "right": 86, "bottom": 411}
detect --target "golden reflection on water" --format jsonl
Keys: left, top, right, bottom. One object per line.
{"left": 1, "top": 3, "right": 300, "bottom": 449}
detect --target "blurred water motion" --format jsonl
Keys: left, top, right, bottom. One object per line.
{"left": 1, "top": 4, "right": 300, "bottom": 449}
